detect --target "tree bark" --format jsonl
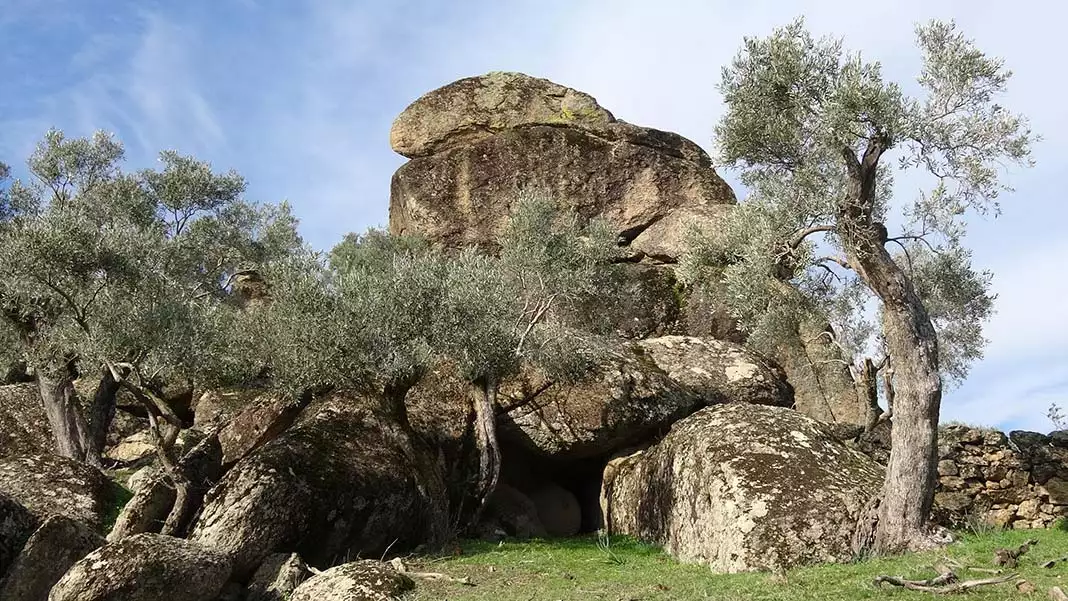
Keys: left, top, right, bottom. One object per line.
{"left": 87, "top": 366, "right": 120, "bottom": 461}
{"left": 840, "top": 139, "right": 942, "bottom": 553}
{"left": 35, "top": 368, "right": 94, "bottom": 463}
{"left": 471, "top": 378, "right": 502, "bottom": 524}
{"left": 856, "top": 358, "right": 882, "bottom": 432}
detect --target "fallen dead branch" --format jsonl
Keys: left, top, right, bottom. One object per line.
{"left": 1051, "top": 586, "right": 1068, "bottom": 601}
{"left": 874, "top": 571, "right": 1018, "bottom": 594}
{"left": 390, "top": 558, "right": 475, "bottom": 586}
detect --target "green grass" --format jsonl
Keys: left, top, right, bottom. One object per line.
{"left": 402, "top": 530, "right": 1068, "bottom": 600}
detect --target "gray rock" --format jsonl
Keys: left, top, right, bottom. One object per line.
{"left": 1050, "top": 430, "right": 1068, "bottom": 449}
{"left": 602, "top": 403, "right": 883, "bottom": 572}
{"left": 502, "top": 336, "right": 791, "bottom": 460}
{"left": 0, "top": 492, "right": 37, "bottom": 578}
{"left": 0, "top": 515, "right": 103, "bottom": 601}
{"left": 48, "top": 533, "right": 231, "bottom": 601}
{"left": 630, "top": 205, "right": 731, "bottom": 264}
{"left": 1010, "top": 430, "right": 1051, "bottom": 449}
{"left": 389, "top": 124, "right": 734, "bottom": 249}
{"left": 217, "top": 393, "right": 307, "bottom": 468}
{"left": 189, "top": 395, "right": 446, "bottom": 577}
{"left": 246, "top": 552, "right": 310, "bottom": 601}
{"left": 481, "top": 484, "right": 546, "bottom": 539}
{"left": 0, "top": 454, "right": 108, "bottom": 532}
{"left": 390, "top": 71, "right": 614, "bottom": 158}
{"left": 289, "top": 560, "right": 413, "bottom": 601}
{"left": 0, "top": 384, "right": 53, "bottom": 459}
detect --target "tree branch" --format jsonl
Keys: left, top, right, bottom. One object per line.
{"left": 788, "top": 225, "right": 836, "bottom": 249}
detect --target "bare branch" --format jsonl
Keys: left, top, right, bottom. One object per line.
{"left": 787, "top": 225, "right": 836, "bottom": 249}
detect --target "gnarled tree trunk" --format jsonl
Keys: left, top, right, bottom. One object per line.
{"left": 35, "top": 367, "right": 95, "bottom": 464}
{"left": 470, "top": 377, "right": 502, "bottom": 526}
{"left": 841, "top": 140, "right": 942, "bottom": 553}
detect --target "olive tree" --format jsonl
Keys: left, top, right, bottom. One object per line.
{"left": 694, "top": 19, "right": 1034, "bottom": 552}
{"left": 435, "top": 191, "right": 621, "bottom": 516}
{"left": 0, "top": 130, "right": 299, "bottom": 467}
{"left": 258, "top": 190, "right": 621, "bottom": 526}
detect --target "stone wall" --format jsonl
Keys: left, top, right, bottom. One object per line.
{"left": 932, "top": 425, "right": 1068, "bottom": 529}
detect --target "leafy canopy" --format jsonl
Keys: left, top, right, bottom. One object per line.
{"left": 681, "top": 19, "right": 1033, "bottom": 387}
{"left": 0, "top": 129, "right": 301, "bottom": 387}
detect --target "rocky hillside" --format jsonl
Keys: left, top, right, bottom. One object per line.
{"left": 0, "top": 72, "right": 1061, "bottom": 600}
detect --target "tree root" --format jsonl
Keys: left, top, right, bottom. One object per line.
{"left": 874, "top": 571, "right": 1018, "bottom": 593}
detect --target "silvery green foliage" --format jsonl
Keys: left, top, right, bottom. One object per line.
{"left": 682, "top": 19, "right": 1032, "bottom": 388}
{"left": 0, "top": 129, "right": 300, "bottom": 387}
{"left": 258, "top": 189, "right": 621, "bottom": 397}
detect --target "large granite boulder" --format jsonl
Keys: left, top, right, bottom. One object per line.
{"left": 501, "top": 336, "right": 792, "bottom": 460}
{"left": 48, "top": 533, "right": 231, "bottom": 601}
{"left": 217, "top": 393, "right": 308, "bottom": 468}
{"left": 388, "top": 73, "right": 734, "bottom": 249}
{"left": 246, "top": 552, "right": 310, "bottom": 601}
{"left": 0, "top": 493, "right": 37, "bottom": 578}
{"left": 189, "top": 394, "right": 445, "bottom": 577}
{"left": 390, "top": 71, "right": 614, "bottom": 158}
{"left": 0, "top": 454, "right": 109, "bottom": 532}
{"left": 630, "top": 205, "right": 731, "bottom": 264}
{"left": 289, "top": 560, "right": 413, "bottom": 601}
{"left": 0, "top": 515, "right": 103, "bottom": 601}
{"left": 0, "top": 384, "right": 53, "bottom": 458}
{"left": 602, "top": 403, "right": 883, "bottom": 572}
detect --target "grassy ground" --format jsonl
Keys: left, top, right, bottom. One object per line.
{"left": 403, "top": 529, "right": 1068, "bottom": 601}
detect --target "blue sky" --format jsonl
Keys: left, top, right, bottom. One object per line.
{"left": 3, "top": 0, "right": 1065, "bottom": 431}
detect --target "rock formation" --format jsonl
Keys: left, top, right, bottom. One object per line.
{"left": 0, "top": 515, "right": 103, "bottom": 601}
{"left": 389, "top": 71, "right": 735, "bottom": 249}
{"left": 48, "top": 533, "right": 231, "bottom": 601}
{"left": 500, "top": 335, "right": 792, "bottom": 460}
{"left": 601, "top": 403, "right": 884, "bottom": 572}
{"left": 188, "top": 394, "right": 446, "bottom": 577}
{"left": 288, "top": 560, "right": 414, "bottom": 601}
{"left": 388, "top": 71, "right": 865, "bottom": 426}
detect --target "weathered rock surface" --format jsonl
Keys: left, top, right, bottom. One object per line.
{"left": 192, "top": 388, "right": 263, "bottom": 427}
{"left": 105, "top": 427, "right": 205, "bottom": 465}
{"left": 389, "top": 74, "right": 734, "bottom": 250}
{"left": 106, "top": 471, "right": 175, "bottom": 542}
{"left": 246, "top": 552, "right": 310, "bottom": 601}
{"left": 391, "top": 124, "right": 734, "bottom": 249}
{"left": 48, "top": 533, "right": 230, "bottom": 601}
{"left": 0, "top": 454, "right": 108, "bottom": 531}
{"left": 189, "top": 395, "right": 444, "bottom": 577}
{"left": 0, "top": 384, "right": 53, "bottom": 458}
{"left": 289, "top": 560, "right": 414, "bottom": 601}
{"left": 109, "top": 431, "right": 224, "bottom": 541}
{"left": 502, "top": 336, "right": 791, "bottom": 460}
{"left": 0, "top": 515, "right": 103, "bottom": 601}
{"left": 0, "top": 493, "right": 37, "bottom": 578}
{"left": 630, "top": 205, "right": 731, "bottom": 264}
{"left": 602, "top": 403, "right": 883, "bottom": 572}
{"left": 391, "top": 71, "right": 614, "bottom": 158}
{"left": 771, "top": 320, "right": 867, "bottom": 425}
{"left": 217, "top": 393, "right": 308, "bottom": 468}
